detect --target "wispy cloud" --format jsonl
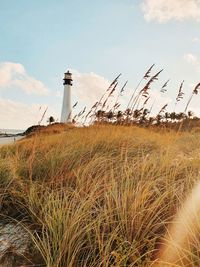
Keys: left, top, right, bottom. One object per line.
{"left": 192, "top": 37, "right": 200, "bottom": 44}
{"left": 141, "top": 0, "right": 200, "bottom": 23}
{"left": 0, "top": 62, "right": 49, "bottom": 95}
{"left": 56, "top": 70, "right": 110, "bottom": 106}
{"left": 0, "top": 97, "right": 57, "bottom": 129}
{"left": 56, "top": 69, "right": 172, "bottom": 112}
{"left": 1, "top": 68, "right": 111, "bottom": 129}
{"left": 184, "top": 53, "right": 200, "bottom": 72}
{"left": 72, "top": 70, "right": 110, "bottom": 105}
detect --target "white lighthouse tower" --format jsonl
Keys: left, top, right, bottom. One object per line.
{"left": 60, "top": 71, "right": 73, "bottom": 123}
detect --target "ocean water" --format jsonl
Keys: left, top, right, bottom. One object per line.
{"left": 0, "top": 129, "right": 24, "bottom": 135}
{"left": 0, "top": 129, "right": 24, "bottom": 145}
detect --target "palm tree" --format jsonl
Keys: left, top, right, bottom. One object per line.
{"left": 176, "top": 112, "right": 186, "bottom": 122}
{"left": 47, "top": 116, "right": 55, "bottom": 125}
{"left": 164, "top": 112, "right": 171, "bottom": 122}
{"left": 170, "top": 112, "right": 176, "bottom": 122}
{"left": 188, "top": 110, "right": 194, "bottom": 119}
{"left": 156, "top": 114, "right": 163, "bottom": 125}
{"left": 96, "top": 110, "right": 106, "bottom": 123}
{"left": 106, "top": 111, "right": 114, "bottom": 122}
{"left": 116, "top": 111, "right": 123, "bottom": 124}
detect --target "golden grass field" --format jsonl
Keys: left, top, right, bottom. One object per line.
{"left": 1, "top": 124, "right": 200, "bottom": 266}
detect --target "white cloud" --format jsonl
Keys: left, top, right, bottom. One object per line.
{"left": 55, "top": 90, "right": 62, "bottom": 98}
{"left": 0, "top": 69, "right": 111, "bottom": 129}
{"left": 5, "top": 67, "right": 198, "bottom": 129}
{"left": 0, "top": 97, "right": 58, "bottom": 130}
{"left": 56, "top": 70, "right": 111, "bottom": 107}
{"left": 149, "top": 89, "right": 172, "bottom": 113}
{"left": 0, "top": 62, "right": 49, "bottom": 95}
{"left": 192, "top": 37, "right": 200, "bottom": 43}
{"left": 56, "top": 69, "right": 173, "bottom": 121}
{"left": 184, "top": 53, "right": 200, "bottom": 71}
{"left": 1, "top": 68, "right": 111, "bottom": 129}
{"left": 57, "top": 69, "right": 172, "bottom": 113}
{"left": 141, "top": 0, "right": 200, "bottom": 23}
{"left": 72, "top": 70, "right": 110, "bottom": 105}
{"left": 184, "top": 53, "right": 199, "bottom": 65}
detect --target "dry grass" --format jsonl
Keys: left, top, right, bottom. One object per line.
{"left": 1, "top": 125, "right": 200, "bottom": 266}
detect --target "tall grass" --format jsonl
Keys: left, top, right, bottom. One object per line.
{"left": 1, "top": 125, "right": 200, "bottom": 266}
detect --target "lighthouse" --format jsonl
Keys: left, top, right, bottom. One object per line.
{"left": 60, "top": 71, "right": 73, "bottom": 123}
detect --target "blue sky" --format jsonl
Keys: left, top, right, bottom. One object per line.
{"left": 1, "top": 0, "right": 200, "bottom": 129}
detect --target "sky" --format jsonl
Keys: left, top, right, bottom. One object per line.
{"left": 1, "top": 0, "right": 200, "bottom": 129}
